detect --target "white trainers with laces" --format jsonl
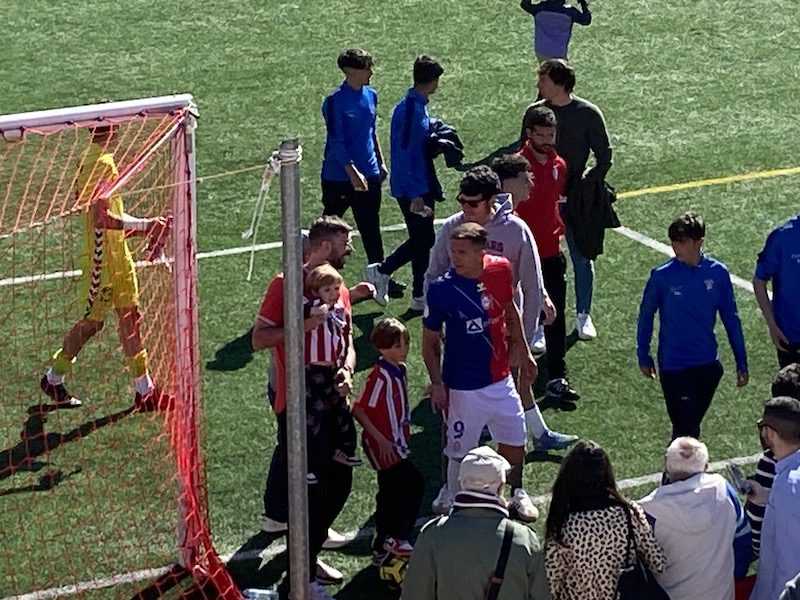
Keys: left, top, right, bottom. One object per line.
{"left": 431, "top": 483, "right": 453, "bottom": 515}
{"left": 322, "top": 527, "right": 349, "bottom": 550}
{"left": 530, "top": 327, "right": 546, "bottom": 354}
{"left": 509, "top": 488, "right": 539, "bottom": 523}
{"left": 576, "top": 312, "right": 597, "bottom": 340}
{"left": 365, "top": 263, "right": 390, "bottom": 306}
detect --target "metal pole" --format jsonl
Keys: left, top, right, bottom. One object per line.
{"left": 279, "top": 139, "right": 310, "bottom": 600}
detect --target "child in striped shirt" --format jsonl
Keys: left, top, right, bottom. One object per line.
{"left": 353, "top": 318, "right": 424, "bottom": 564}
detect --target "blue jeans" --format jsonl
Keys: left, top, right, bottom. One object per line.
{"left": 563, "top": 223, "right": 594, "bottom": 315}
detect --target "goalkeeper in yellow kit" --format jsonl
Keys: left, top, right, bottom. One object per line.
{"left": 40, "top": 124, "right": 173, "bottom": 411}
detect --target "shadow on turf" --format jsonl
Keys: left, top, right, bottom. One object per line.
{"left": 206, "top": 328, "right": 255, "bottom": 372}
{"left": 0, "top": 404, "right": 133, "bottom": 491}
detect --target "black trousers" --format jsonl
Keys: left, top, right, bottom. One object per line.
{"left": 373, "top": 459, "right": 424, "bottom": 550}
{"left": 380, "top": 195, "right": 436, "bottom": 298}
{"left": 264, "top": 404, "right": 289, "bottom": 523}
{"left": 541, "top": 253, "right": 568, "bottom": 380}
{"left": 321, "top": 176, "right": 384, "bottom": 264}
{"left": 778, "top": 344, "right": 800, "bottom": 368}
{"left": 660, "top": 361, "right": 723, "bottom": 439}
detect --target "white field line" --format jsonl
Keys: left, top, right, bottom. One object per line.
{"left": 3, "top": 451, "right": 761, "bottom": 599}
{"left": 613, "top": 226, "right": 756, "bottom": 293}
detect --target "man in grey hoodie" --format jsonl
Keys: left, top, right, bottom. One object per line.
{"left": 424, "top": 166, "right": 578, "bottom": 514}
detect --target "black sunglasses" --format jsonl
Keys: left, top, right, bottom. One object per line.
{"left": 456, "top": 194, "right": 487, "bottom": 208}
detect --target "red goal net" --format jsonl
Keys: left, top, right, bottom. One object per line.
{"left": 0, "top": 96, "right": 239, "bottom": 599}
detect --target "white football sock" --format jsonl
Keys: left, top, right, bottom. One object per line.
{"left": 134, "top": 373, "right": 154, "bottom": 396}
{"left": 525, "top": 405, "right": 547, "bottom": 439}
{"left": 446, "top": 457, "right": 462, "bottom": 497}
{"left": 46, "top": 367, "right": 64, "bottom": 386}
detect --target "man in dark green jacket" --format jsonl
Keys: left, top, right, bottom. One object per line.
{"left": 401, "top": 446, "right": 551, "bottom": 600}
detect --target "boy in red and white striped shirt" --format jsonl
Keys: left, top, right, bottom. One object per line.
{"left": 353, "top": 318, "right": 424, "bottom": 564}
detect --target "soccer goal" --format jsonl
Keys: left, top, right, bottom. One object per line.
{"left": 0, "top": 96, "right": 238, "bottom": 598}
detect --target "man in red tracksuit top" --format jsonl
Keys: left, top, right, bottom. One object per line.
{"left": 516, "top": 105, "right": 580, "bottom": 401}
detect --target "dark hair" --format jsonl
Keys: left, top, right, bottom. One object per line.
{"left": 337, "top": 48, "right": 373, "bottom": 71}
{"left": 371, "top": 317, "right": 410, "bottom": 350}
{"left": 668, "top": 212, "right": 706, "bottom": 241}
{"left": 546, "top": 440, "right": 630, "bottom": 544}
{"left": 491, "top": 154, "right": 530, "bottom": 184}
{"left": 538, "top": 59, "right": 576, "bottom": 93}
{"left": 308, "top": 216, "right": 352, "bottom": 247}
{"left": 449, "top": 222, "right": 488, "bottom": 248}
{"left": 413, "top": 55, "right": 443, "bottom": 86}
{"left": 459, "top": 165, "right": 502, "bottom": 199}
{"left": 772, "top": 363, "right": 800, "bottom": 400}
{"left": 522, "top": 105, "right": 557, "bottom": 132}
{"left": 763, "top": 396, "right": 800, "bottom": 443}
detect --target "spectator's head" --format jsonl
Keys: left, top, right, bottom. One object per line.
{"left": 537, "top": 59, "right": 576, "bottom": 99}
{"left": 664, "top": 437, "right": 709, "bottom": 482}
{"left": 491, "top": 154, "right": 533, "bottom": 209}
{"left": 772, "top": 363, "right": 800, "bottom": 400}
{"left": 413, "top": 55, "right": 444, "bottom": 94}
{"left": 668, "top": 212, "right": 705, "bottom": 266}
{"left": 371, "top": 317, "right": 410, "bottom": 364}
{"left": 448, "top": 222, "right": 488, "bottom": 278}
{"left": 546, "top": 440, "right": 628, "bottom": 543}
{"left": 305, "top": 264, "right": 343, "bottom": 306}
{"left": 522, "top": 105, "right": 558, "bottom": 155}
{"left": 308, "top": 216, "right": 353, "bottom": 269}
{"left": 337, "top": 48, "right": 374, "bottom": 86}
{"left": 458, "top": 166, "right": 502, "bottom": 225}
{"left": 759, "top": 396, "right": 800, "bottom": 459}
{"left": 458, "top": 446, "right": 511, "bottom": 497}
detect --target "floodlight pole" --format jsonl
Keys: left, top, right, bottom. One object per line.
{"left": 279, "top": 139, "right": 310, "bottom": 600}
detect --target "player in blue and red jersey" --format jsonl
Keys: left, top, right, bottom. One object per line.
{"left": 422, "top": 222, "right": 540, "bottom": 522}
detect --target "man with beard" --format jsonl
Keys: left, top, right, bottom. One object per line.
{"left": 252, "top": 216, "right": 357, "bottom": 599}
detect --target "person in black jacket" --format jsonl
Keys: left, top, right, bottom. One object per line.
{"left": 521, "top": 59, "right": 612, "bottom": 341}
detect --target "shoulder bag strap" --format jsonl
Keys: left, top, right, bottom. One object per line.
{"left": 485, "top": 520, "right": 515, "bottom": 600}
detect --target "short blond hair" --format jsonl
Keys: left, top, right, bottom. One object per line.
{"left": 305, "top": 264, "right": 342, "bottom": 294}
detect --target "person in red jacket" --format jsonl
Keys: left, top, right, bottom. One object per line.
{"left": 503, "top": 104, "right": 579, "bottom": 401}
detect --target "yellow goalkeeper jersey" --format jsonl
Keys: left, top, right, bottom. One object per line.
{"left": 76, "top": 143, "right": 135, "bottom": 287}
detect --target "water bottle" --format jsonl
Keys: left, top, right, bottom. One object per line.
{"left": 243, "top": 588, "right": 279, "bottom": 600}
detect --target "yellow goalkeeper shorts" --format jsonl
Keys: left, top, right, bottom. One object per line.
{"left": 79, "top": 257, "right": 139, "bottom": 322}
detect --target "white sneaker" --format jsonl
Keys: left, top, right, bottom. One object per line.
{"left": 315, "top": 557, "right": 344, "bottom": 585}
{"left": 365, "top": 263, "right": 390, "bottom": 306}
{"left": 309, "top": 580, "right": 335, "bottom": 600}
{"left": 509, "top": 488, "right": 539, "bottom": 523}
{"left": 261, "top": 516, "right": 288, "bottom": 534}
{"left": 530, "top": 327, "right": 546, "bottom": 354}
{"left": 409, "top": 295, "right": 425, "bottom": 312}
{"left": 321, "top": 527, "right": 349, "bottom": 550}
{"left": 576, "top": 312, "right": 597, "bottom": 340}
{"left": 431, "top": 483, "right": 453, "bottom": 515}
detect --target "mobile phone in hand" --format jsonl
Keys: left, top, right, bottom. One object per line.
{"left": 727, "top": 463, "right": 753, "bottom": 495}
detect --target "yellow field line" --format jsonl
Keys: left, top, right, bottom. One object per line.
{"left": 618, "top": 165, "right": 800, "bottom": 199}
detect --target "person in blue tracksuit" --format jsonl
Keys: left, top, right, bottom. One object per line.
{"left": 753, "top": 212, "right": 800, "bottom": 367}
{"left": 321, "top": 48, "right": 387, "bottom": 266}
{"left": 365, "top": 55, "right": 444, "bottom": 310}
{"left": 637, "top": 212, "right": 749, "bottom": 439}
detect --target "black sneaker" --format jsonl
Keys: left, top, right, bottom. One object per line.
{"left": 545, "top": 378, "right": 581, "bottom": 401}
{"left": 388, "top": 279, "right": 406, "bottom": 298}
{"left": 40, "top": 375, "right": 82, "bottom": 408}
